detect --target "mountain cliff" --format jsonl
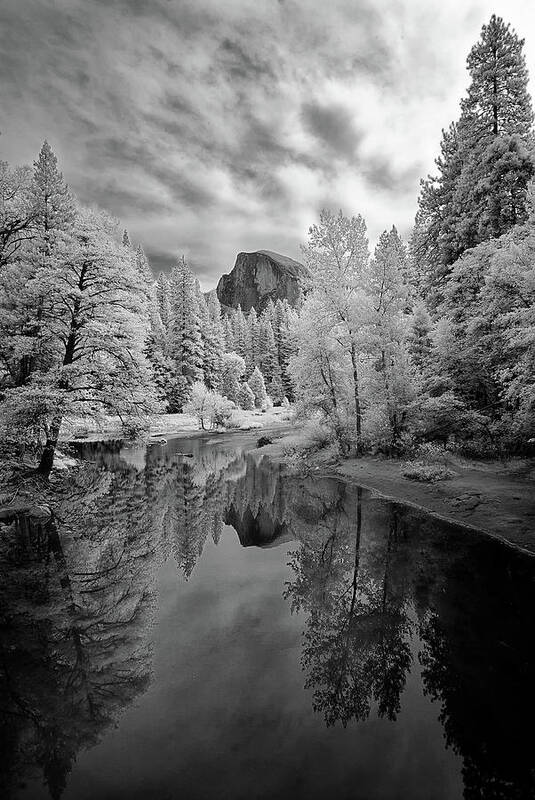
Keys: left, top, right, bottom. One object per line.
{"left": 216, "top": 250, "right": 309, "bottom": 312}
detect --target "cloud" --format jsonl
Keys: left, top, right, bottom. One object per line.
{"left": 301, "top": 102, "right": 363, "bottom": 161}
{"left": 1, "top": 0, "right": 535, "bottom": 288}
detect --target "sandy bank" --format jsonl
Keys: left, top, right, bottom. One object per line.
{"left": 260, "top": 432, "right": 535, "bottom": 556}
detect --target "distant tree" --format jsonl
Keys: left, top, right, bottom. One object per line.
{"left": 237, "top": 381, "right": 255, "bottom": 410}
{"left": 245, "top": 306, "right": 260, "bottom": 371}
{"left": 156, "top": 271, "right": 172, "bottom": 331}
{"left": 408, "top": 301, "right": 433, "bottom": 371}
{"left": 248, "top": 366, "right": 267, "bottom": 409}
{"left": 220, "top": 352, "right": 246, "bottom": 403}
{"left": 258, "top": 317, "right": 277, "bottom": 384}
{"left": 232, "top": 305, "right": 247, "bottom": 360}
{"left": 202, "top": 290, "right": 225, "bottom": 391}
{"left": 135, "top": 243, "right": 154, "bottom": 288}
{"left": 168, "top": 256, "right": 203, "bottom": 410}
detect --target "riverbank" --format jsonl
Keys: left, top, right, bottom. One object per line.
{"left": 261, "top": 431, "right": 535, "bottom": 556}
{"left": 63, "top": 407, "right": 291, "bottom": 442}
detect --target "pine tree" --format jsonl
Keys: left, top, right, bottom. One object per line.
{"left": 156, "top": 271, "right": 172, "bottom": 332}
{"left": 245, "top": 306, "right": 260, "bottom": 371}
{"left": 461, "top": 15, "right": 533, "bottom": 143}
{"left": 248, "top": 366, "right": 267, "bottom": 409}
{"left": 30, "top": 141, "right": 75, "bottom": 236}
{"left": 408, "top": 302, "right": 433, "bottom": 371}
{"left": 135, "top": 244, "right": 154, "bottom": 289}
{"left": 122, "top": 229, "right": 131, "bottom": 248}
{"left": 273, "top": 300, "right": 297, "bottom": 399}
{"left": 232, "top": 305, "right": 247, "bottom": 360}
{"left": 168, "top": 256, "right": 203, "bottom": 410}
{"left": 413, "top": 16, "right": 535, "bottom": 303}
{"left": 203, "top": 291, "right": 225, "bottom": 390}
{"left": 237, "top": 382, "right": 255, "bottom": 410}
{"left": 258, "top": 317, "right": 277, "bottom": 383}
{"left": 223, "top": 315, "right": 234, "bottom": 352}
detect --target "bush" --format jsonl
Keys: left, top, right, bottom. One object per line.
{"left": 306, "top": 422, "right": 333, "bottom": 451}
{"left": 185, "top": 382, "right": 235, "bottom": 430}
{"left": 122, "top": 416, "right": 150, "bottom": 441}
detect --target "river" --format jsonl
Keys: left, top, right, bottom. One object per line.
{"left": 1, "top": 433, "right": 534, "bottom": 799}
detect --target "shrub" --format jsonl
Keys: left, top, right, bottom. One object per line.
{"left": 185, "top": 382, "right": 235, "bottom": 430}
{"left": 306, "top": 421, "right": 333, "bottom": 451}
{"left": 122, "top": 416, "right": 150, "bottom": 440}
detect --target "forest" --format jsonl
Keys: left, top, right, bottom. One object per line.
{"left": 0, "top": 14, "right": 534, "bottom": 475}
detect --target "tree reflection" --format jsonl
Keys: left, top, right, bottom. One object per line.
{"left": 2, "top": 442, "right": 535, "bottom": 800}
{"left": 284, "top": 482, "right": 413, "bottom": 727}
{"left": 0, "top": 463, "right": 155, "bottom": 798}
{"left": 418, "top": 539, "right": 535, "bottom": 799}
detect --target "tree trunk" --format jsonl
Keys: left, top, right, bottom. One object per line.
{"left": 350, "top": 343, "right": 362, "bottom": 450}
{"left": 36, "top": 415, "right": 62, "bottom": 476}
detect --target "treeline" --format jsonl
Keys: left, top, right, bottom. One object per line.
{"left": 148, "top": 263, "right": 298, "bottom": 413}
{"left": 293, "top": 15, "right": 535, "bottom": 458}
{"left": 0, "top": 142, "right": 297, "bottom": 473}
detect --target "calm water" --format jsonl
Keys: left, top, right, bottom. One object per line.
{"left": 1, "top": 434, "right": 534, "bottom": 800}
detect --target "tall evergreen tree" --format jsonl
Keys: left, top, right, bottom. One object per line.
{"left": 199, "top": 288, "right": 224, "bottom": 391}
{"left": 232, "top": 305, "right": 247, "bottom": 360}
{"left": 156, "top": 271, "right": 172, "bottom": 332}
{"left": 30, "top": 141, "right": 75, "bottom": 236}
{"left": 245, "top": 306, "right": 260, "bottom": 371}
{"left": 135, "top": 244, "right": 154, "bottom": 289}
{"left": 168, "top": 257, "right": 203, "bottom": 410}
{"left": 223, "top": 315, "right": 234, "bottom": 353}
{"left": 413, "top": 16, "right": 534, "bottom": 303}
{"left": 258, "top": 317, "right": 277, "bottom": 384}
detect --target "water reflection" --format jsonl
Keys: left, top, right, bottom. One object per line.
{"left": 0, "top": 438, "right": 534, "bottom": 799}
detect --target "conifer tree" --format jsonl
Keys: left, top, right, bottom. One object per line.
{"left": 135, "top": 244, "right": 154, "bottom": 289}
{"left": 258, "top": 317, "right": 277, "bottom": 383}
{"left": 30, "top": 141, "right": 75, "bottom": 236}
{"left": 248, "top": 366, "right": 267, "bottom": 408}
{"left": 168, "top": 256, "right": 203, "bottom": 410}
{"left": 413, "top": 16, "right": 534, "bottom": 302}
{"left": 245, "top": 306, "right": 260, "bottom": 371}
{"left": 156, "top": 271, "right": 172, "bottom": 332}
{"left": 232, "top": 305, "right": 247, "bottom": 360}
{"left": 408, "top": 302, "right": 433, "bottom": 371}
{"left": 237, "top": 382, "right": 255, "bottom": 410}
{"left": 203, "top": 291, "right": 225, "bottom": 390}
{"left": 122, "top": 229, "right": 131, "bottom": 248}
{"left": 223, "top": 315, "right": 234, "bottom": 352}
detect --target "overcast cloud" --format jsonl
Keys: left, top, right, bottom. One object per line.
{"left": 1, "top": 0, "right": 535, "bottom": 288}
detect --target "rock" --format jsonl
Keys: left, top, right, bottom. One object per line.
{"left": 216, "top": 250, "right": 309, "bottom": 312}
{"left": 256, "top": 436, "right": 273, "bottom": 448}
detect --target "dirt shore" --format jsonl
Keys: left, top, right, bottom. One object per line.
{"left": 261, "top": 432, "right": 535, "bottom": 556}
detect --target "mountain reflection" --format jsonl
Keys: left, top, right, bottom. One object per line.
{"left": 1, "top": 439, "right": 534, "bottom": 799}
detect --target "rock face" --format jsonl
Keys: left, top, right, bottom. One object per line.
{"left": 216, "top": 250, "right": 309, "bottom": 312}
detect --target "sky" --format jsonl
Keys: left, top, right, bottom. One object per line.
{"left": 1, "top": 0, "right": 535, "bottom": 289}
